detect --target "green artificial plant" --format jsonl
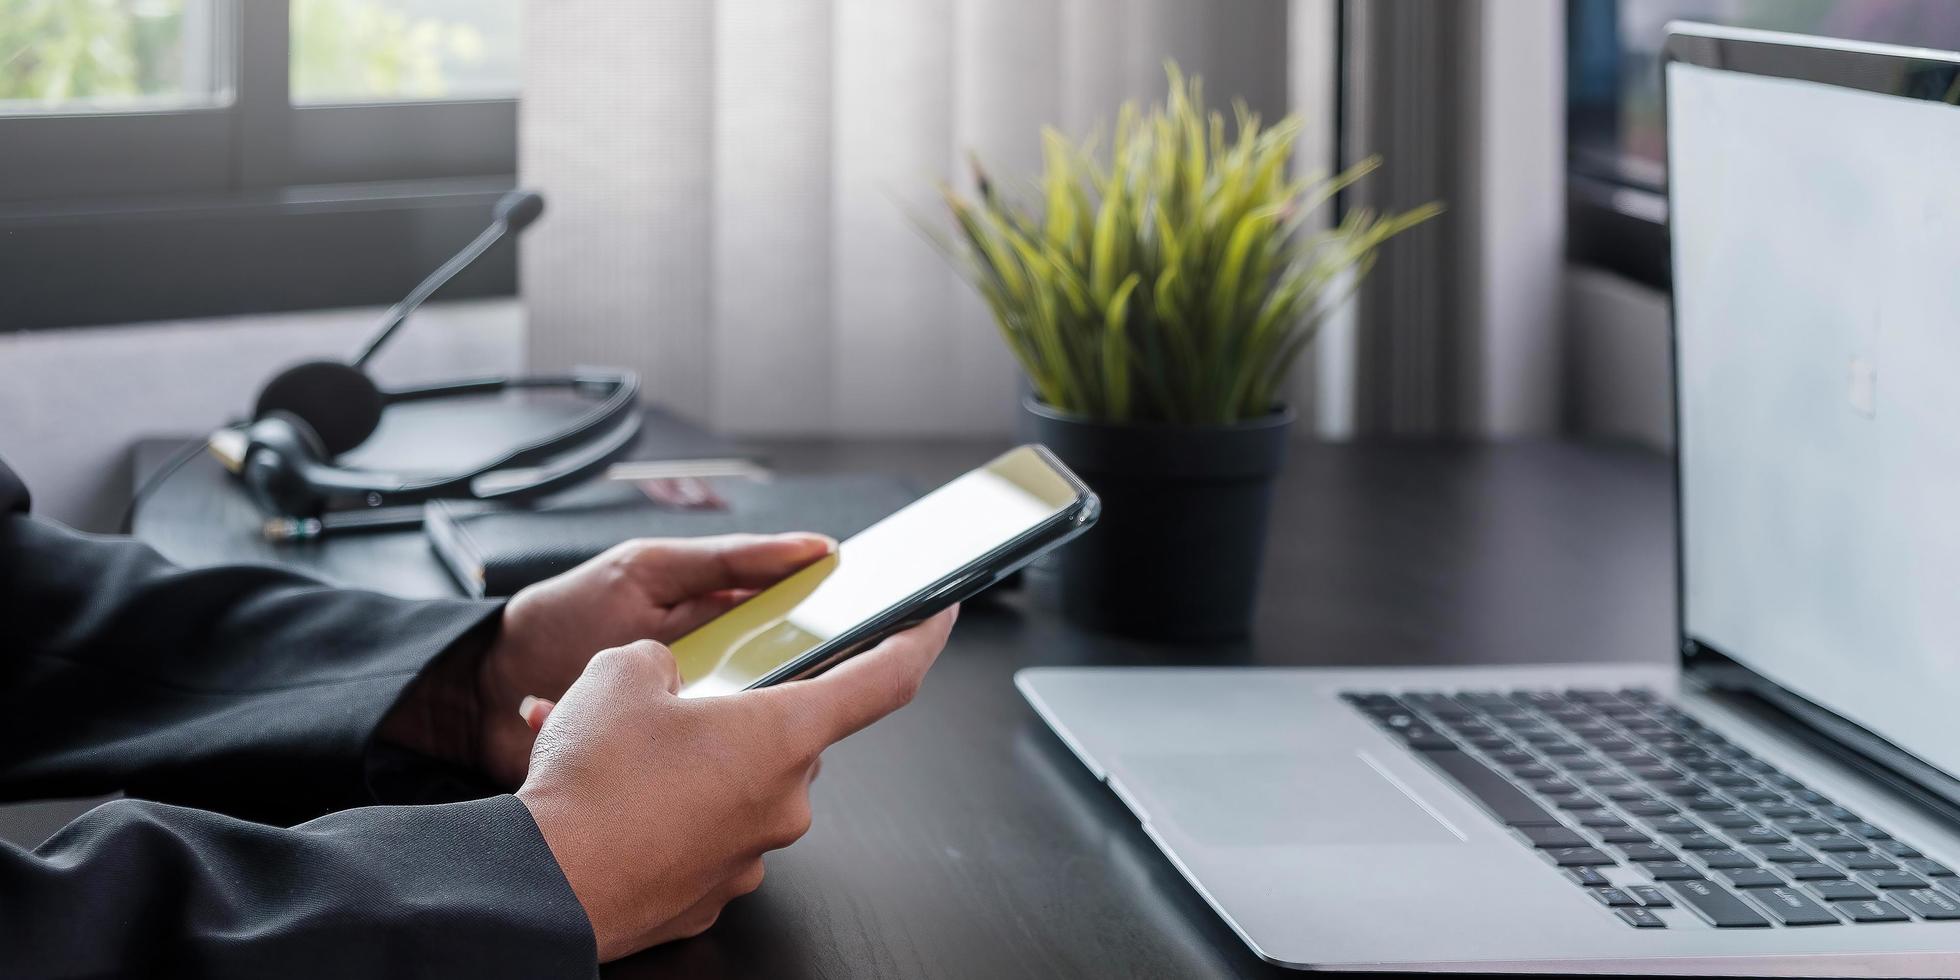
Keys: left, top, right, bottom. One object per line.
{"left": 940, "top": 65, "right": 1441, "bottom": 424}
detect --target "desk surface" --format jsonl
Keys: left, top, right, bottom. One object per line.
{"left": 135, "top": 431, "right": 1675, "bottom": 979}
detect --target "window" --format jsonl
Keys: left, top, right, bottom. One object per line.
{"left": 291, "top": 0, "right": 520, "bottom": 104}
{"left": 0, "top": 0, "right": 231, "bottom": 113}
{"left": 0, "top": 0, "right": 520, "bottom": 329}
{"left": 1565, "top": 0, "right": 1960, "bottom": 288}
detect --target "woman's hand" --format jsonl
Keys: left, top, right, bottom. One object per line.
{"left": 379, "top": 534, "right": 834, "bottom": 788}
{"left": 516, "top": 609, "right": 956, "bottom": 960}
{"left": 478, "top": 533, "right": 834, "bottom": 786}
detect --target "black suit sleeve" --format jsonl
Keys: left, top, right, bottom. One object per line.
{"left": 3, "top": 795, "right": 594, "bottom": 978}
{"left": 0, "top": 485, "right": 597, "bottom": 977}
{"left": 0, "top": 511, "right": 492, "bottom": 820}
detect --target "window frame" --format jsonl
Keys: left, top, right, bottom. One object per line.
{"left": 0, "top": 1, "right": 519, "bottom": 331}
{"left": 1564, "top": 0, "right": 1671, "bottom": 292}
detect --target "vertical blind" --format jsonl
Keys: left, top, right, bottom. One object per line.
{"left": 521, "top": 0, "right": 1312, "bottom": 435}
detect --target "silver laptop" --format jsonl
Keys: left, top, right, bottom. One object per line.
{"left": 1019, "top": 24, "right": 1960, "bottom": 976}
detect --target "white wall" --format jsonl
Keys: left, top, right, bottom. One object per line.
{"left": 0, "top": 300, "right": 524, "bottom": 531}
{"left": 1566, "top": 265, "right": 1673, "bottom": 450}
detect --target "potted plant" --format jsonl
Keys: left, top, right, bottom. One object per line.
{"left": 938, "top": 66, "right": 1439, "bottom": 639}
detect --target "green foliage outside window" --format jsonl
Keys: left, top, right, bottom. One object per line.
{"left": 0, "top": 0, "right": 498, "bottom": 108}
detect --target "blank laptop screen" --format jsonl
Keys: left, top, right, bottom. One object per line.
{"left": 1671, "top": 55, "right": 1960, "bottom": 777}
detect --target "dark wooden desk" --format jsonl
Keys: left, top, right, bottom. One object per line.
{"left": 134, "top": 432, "right": 1674, "bottom": 979}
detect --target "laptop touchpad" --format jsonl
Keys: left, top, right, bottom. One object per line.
{"left": 1112, "top": 750, "right": 1464, "bottom": 846}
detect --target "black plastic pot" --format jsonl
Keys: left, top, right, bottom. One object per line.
{"left": 1024, "top": 399, "right": 1293, "bottom": 640}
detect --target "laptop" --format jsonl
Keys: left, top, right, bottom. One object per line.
{"left": 1018, "top": 24, "right": 1960, "bottom": 976}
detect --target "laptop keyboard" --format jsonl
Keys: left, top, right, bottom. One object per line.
{"left": 1342, "top": 688, "right": 1960, "bottom": 929}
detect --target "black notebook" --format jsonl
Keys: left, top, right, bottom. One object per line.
{"left": 424, "top": 474, "right": 918, "bottom": 597}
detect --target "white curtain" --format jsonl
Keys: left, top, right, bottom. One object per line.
{"left": 520, "top": 0, "right": 1327, "bottom": 436}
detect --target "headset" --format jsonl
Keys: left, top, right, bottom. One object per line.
{"left": 215, "top": 190, "right": 644, "bottom": 520}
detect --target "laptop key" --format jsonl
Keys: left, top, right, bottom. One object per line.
{"left": 1773, "top": 818, "right": 1837, "bottom": 835}
{"left": 1667, "top": 878, "right": 1772, "bottom": 927}
{"left": 1595, "top": 826, "right": 1653, "bottom": 844}
{"left": 1807, "top": 880, "right": 1875, "bottom": 901}
{"left": 1858, "top": 869, "right": 1928, "bottom": 890}
{"left": 1906, "top": 858, "right": 1956, "bottom": 878}
{"left": 1874, "top": 840, "right": 1922, "bottom": 858}
{"left": 1697, "top": 849, "right": 1759, "bottom": 870}
{"left": 1615, "top": 907, "right": 1667, "bottom": 928}
{"left": 1703, "top": 811, "right": 1761, "bottom": 830}
{"left": 1629, "top": 884, "right": 1673, "bottom": 907}
{"left": 1640, "top": 861, "right": 1702, "bottom": 881}
{"left": 1419, "top": 750, "right": 1560, "bottom": 827}
{"left": 1747, "top": 887, "right": 1841, "bottom": 926}
{"left": 1647, "top": 816, "right": 1704, "bottom": 835}
{"left": 1671, "top": 832, "right": 1726, "bottom": 851}
{"left": 1786, "top": 863, "right": 1847, "bottom": 881}
{"left": 1622, "top": 800, "right": 1678, "bottom": 818}
{"left": 1401, "top": 728, "right": 1458, "bottom": 751}
{"left": 1835, "top": 899, "right": 1910, "bottom": 923}
{"left": 1589, "top": 887, "right": 1639, "bottom": 908}
{"left": 1518, "top": 825, "right": 1589, "bottom": 849}
{"left": 1837, "top": 853, "right": 1898, "bottom": 872}
{"left": 1800, "top": 834, "right": 1866, "bottom": 853}
{"left": 1896, "top": 889, "right": 1960, "bottom": 920}
{"left": 1755, "top": 844, "right": 1814, "bottom": 863}
{"left": 1544, "top": 847, "right": 1617, "bottom": 867}
{"left": 1843, "top": 822, "right": 1893, "bottom": 840}
{"left": 1720, "top": 868, "right": 1786, "bottom": 889}
{"left": 1618, "top": 843, "right": 1677, "bottom": 863}
{"left": 1728, "top": 825, "right": 1787, "bottom": 845}
{"left": 1565, "top": 867, "right": 1611, "bottom": 886}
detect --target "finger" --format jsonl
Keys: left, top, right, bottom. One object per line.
{"left": 778, "top": 605, "right": 958, "bottom": 746}
{"left": 518, "top": 695, "right": 556, "bottom": 733}
{"left": 581, "top": 638, "right": 681, "bottom": 697}
{"left": 616, "top": 534, "right": 835, "bottom": 603}
{"left": 658, "top": 587, "right": 759, "bottom": 639}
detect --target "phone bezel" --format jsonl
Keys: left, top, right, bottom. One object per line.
{"left": 708, "top": 444, "right": 1100, "bottom": 694}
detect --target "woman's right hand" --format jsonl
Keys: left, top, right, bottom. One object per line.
{"left": 514, "top": 607, "right": 957, "bottom": 961}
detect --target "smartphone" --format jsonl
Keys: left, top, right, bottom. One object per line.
{"left": 671, "top": 445, "right": 1098, "bottom": 697}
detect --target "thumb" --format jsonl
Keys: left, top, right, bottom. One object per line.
{"left": 776, "top": 605, "right": 958, "bottom": 747}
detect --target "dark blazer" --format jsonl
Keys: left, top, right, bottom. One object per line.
{"left": 0, "top": 457, "right": 595, "bottom": 978}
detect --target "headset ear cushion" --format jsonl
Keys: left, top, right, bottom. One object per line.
{"left": 240, "top": 413, "right": 329, "bottom": 518}
{"left": 254, "top": 360, "right": 384, "bottom": 457}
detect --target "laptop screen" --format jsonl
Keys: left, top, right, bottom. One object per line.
{"left": 1669, "top": 45, "right": 1960, "bottom": 779}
